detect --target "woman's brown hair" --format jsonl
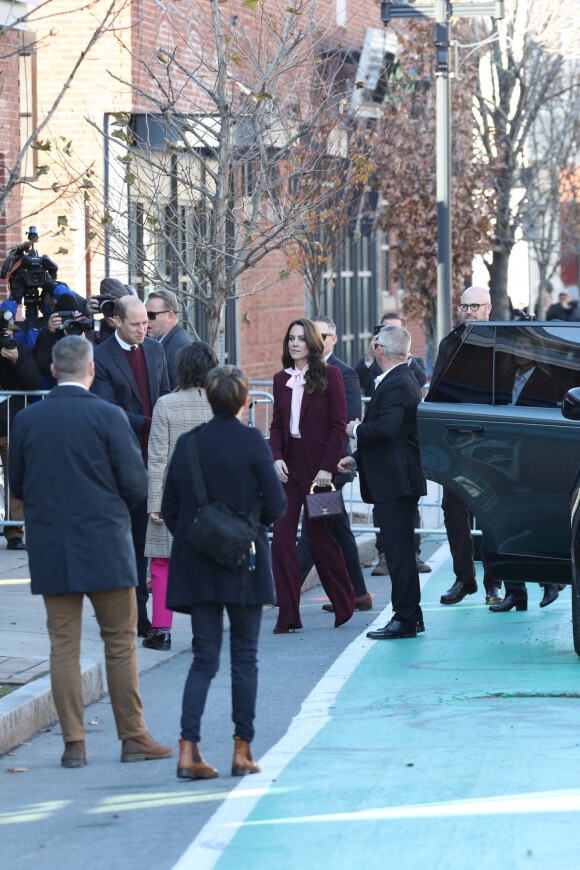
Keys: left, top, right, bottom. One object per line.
{"left": 282, "top": 318, "right": 327, "bottom": 394}
{"left": 205, "top": 365, "right": 249, "bottom": 415}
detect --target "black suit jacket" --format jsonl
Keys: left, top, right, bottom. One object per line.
{"left": 356, "top": 354, "right": 427, "bottom": 397}
{"left": 9, "top": 385, "right": 148, "bottom": 595}
{"left": 160, "top": 323, "right": 192, "bottom": 389}
{"left": 354, "top": 364, "right": 426, "bottom": 505}
{"left": 162, "top": 415, "right": 287, "bottom": 610}
{"left": 327, "top": 352, "right": 361, "bottom": 482}
{"left": 91, "top": 335, "right": 170, "bottom": 442}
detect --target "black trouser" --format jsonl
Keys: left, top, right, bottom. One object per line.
{"left": 375, "top": 504, "right": 422, "bottom": 556}
{"left": 181, "top": 603, "right": 262, "bottom": 744}
{"left": 297, "top": 488, "right": 368, "bottom": 597}
{"left": 374, "top": 496, "right": 422, "bottom": 626}
{"left": 130, "top": 496, "right": 149, "bottom": 621}
{"left": 441, "top": 486, "right": 497, "bottom": 594}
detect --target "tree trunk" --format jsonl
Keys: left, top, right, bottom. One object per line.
{"left": 486, "top": 249, "right": 511, "bottom": 321}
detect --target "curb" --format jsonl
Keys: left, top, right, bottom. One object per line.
{"left": 0, "top": 658, "right": 103, "bottom": 756}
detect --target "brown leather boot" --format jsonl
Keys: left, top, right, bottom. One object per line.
{"left": 121, "top": 732, "right": 173, "bottom": 762}
{"left": 232, "top": 737, "right": 260, "bottom": 776}
{"left": 61, "top": 740, "right": 87, "bottom": 768}
{"left": 177, "top": 739, "right": 218, "bottom": 780}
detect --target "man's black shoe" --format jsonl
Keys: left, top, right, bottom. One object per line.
{"left": 6, "top": 538, "right": 26, "bottom": 551}
{"left": 539, "top": 584, "right": 559, "bottom": 608}
{"left": 137, "top": 617, "right": 153, "bottom": 638}
{"left": 142, "top": 629, "right": 171, "bottom": 651}
{"left": 416, "top": 617, "right": 425, "bottom": 634}
{"left": 367, "top": 617, "right": 417, "bottom": 639}
{"left": 440, "top": 579, "right": 477, "bottom": 605}
{"left": 485, "top": 586, "right": 503, "bottom": 606}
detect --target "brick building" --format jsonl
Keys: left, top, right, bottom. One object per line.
{"left": 17, "top": 0, "right": 423, "bottom": 378}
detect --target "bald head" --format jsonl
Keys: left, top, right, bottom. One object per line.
{"left": 459, "top": 285, "right": 492, "bottom": 323}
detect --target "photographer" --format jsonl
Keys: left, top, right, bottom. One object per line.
{"left": 33, "top": 293, "right": 94, "bottom": 383}
{"left": 87, "top": 278, "right": 137, "bottom": 345}
{"left": 0, "top": 300, "right": 41, "bottom": 550}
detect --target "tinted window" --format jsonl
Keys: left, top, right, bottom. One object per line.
{"left": 428, "top": 323, "right": 580, "bottom": 407}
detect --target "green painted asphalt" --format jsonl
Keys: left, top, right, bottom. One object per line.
{"left": 197, "top": 560, "right": 580, "bottom": 870}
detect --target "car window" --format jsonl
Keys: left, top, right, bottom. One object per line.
{"left": 428, "top": 323, "right": 580, "bottom": 407}
{"left": 494, "top": 325, "right": 580, "bottom": 407}
{"left": 428, "top": 325, "right": 494, "bottom": 404}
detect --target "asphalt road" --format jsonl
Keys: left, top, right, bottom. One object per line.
{"left": 0, "top": 559, "right": 396, "bottom": 870}
{"left": 4, "top": 542, "right": 578, "bottom": 870}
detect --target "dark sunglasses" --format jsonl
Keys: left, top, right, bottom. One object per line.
{"left": 147, "top": 310, "right": 172, "bottom": 320}
{"left": 320, "top": 333, "right": 335, "bottom": 340}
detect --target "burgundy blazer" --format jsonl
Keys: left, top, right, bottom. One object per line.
{"left": 269, "top": 364, "right": 347, "bottom": 481}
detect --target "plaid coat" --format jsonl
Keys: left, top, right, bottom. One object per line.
{"left": 144, "top": 387, "right": 213, "bottom": 558}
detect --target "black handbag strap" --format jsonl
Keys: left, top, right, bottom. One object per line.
{"left": 187, "top": 429, "right": 209, "bottom": 506}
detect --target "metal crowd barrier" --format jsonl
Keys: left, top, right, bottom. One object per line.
{"left": 0, "top": 386, "right": 464, "bottom": 545}
{"left": 0, "top": 390, "right": 49, "bottom": 526}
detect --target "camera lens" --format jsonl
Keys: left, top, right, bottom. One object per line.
{"left": 100, "top": 299, "right": 116, "bottom": 318}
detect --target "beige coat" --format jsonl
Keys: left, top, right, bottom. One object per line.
{"left": 144, "top": 387, "right": 213, "bottom": 558}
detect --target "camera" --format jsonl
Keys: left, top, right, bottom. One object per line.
{"left": 0, "top": 227, "right": 59, "bottom": 318}
{"left": 55, "top": 312, "right": 94, "bottom": 336}
{"left": 0, "top": 310, "right": 17, "bottom": 351}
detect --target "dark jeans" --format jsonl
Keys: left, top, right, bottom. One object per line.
{"left": 375, "top": 504, "right": 422, "bottom": 556}
{"left": 441, "top": 486, "right": 497, "bottom": 593}
{"left": 130, "top": 496, "right": 149, "bottom": 621}
{"left": 374, "top": 497, "right": 422, "bottom": 626}
{"left": 181, "top": 602, "right": 262, "bottom": 744}
{"left": 297, "top": 490, "right": 368, "bottom": 597}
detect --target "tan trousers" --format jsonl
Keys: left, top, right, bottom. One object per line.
{"left": 0, "top": 435, "right": 23, "bottom": 540}
{"left": 43, "top": 588, "right": 147, "bottom": 743}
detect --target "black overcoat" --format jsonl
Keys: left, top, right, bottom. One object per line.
{"left": 9, "top": 385, "right": 148, "bottom": 595}
{"left": 354, "top": 364, "right": 427, "bottom": 505}
{"left": 162, "top": 414, "right": 287, "bottom": 611}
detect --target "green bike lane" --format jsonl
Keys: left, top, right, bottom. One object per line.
{"left": 175, "top": 557, "right": 580, "bottom": 870}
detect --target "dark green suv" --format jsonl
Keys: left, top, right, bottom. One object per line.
{"left": 418, "top": 321, "right": 580, "bottom": 653}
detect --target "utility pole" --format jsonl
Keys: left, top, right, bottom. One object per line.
{"left": 380, "top": 1, "right": 504, "bottom": 346}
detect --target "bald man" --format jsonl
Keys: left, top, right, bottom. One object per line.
{"left": 92, "top": 297, "right": 170, "bottom": 636}
{"left": 429, "top": 286, "right": 503, "bottom": 607}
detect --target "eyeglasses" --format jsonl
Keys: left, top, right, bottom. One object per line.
{"left": 373, "top": 342, "right": 386, "bottom": 351}
{"left": 458, "top": 303, "right": 487, "bottom": 312}
{"left": 147, "top": 310, "right": 172, "bottom": 320}
{"left": 320, "top": 333, "right": 335, "bottom": 340}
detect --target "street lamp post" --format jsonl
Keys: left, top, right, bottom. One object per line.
{"left": 380, "top": 1, "right": 504, "bottom": 346}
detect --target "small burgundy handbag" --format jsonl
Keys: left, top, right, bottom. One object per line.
{"left": 305, "top": 482, "right": 344, "bottom": 520}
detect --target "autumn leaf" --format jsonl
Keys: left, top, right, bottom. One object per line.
{"left": 231, "top": 52, "right": 243, "bottom": 68}
{"left": 37, "top": 165, "right": 50, "bottom": 177}
{"left": 242, "top": 311, "right": 251, "bottom": 325}
{"left": 242, "top": 0, "right": 259, "bottom": 8}
{"left": 31, "top": 139, "right": 51, "bottom": 151}
{"left": 57, "top": 216, "right": 68, "bottom": 226}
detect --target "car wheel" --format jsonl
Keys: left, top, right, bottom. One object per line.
{"left": 573, "top": 584, "right": 580, "bottom": 658}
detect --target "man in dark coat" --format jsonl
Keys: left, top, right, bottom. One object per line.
{"left": 145, "top": 288, "right": 192, "bottom": 389}
{"left": 9, "top": 335, "right": 172, "bottom": 768}
{"left": 430, "top": 285, "right": 503, "bottom": 607}
{"left": 296, "top": 315, "right": 372, "bottom": 610}
{"left": 355, "top": 312, "right": 430, "bottom": 576}
{"left": 91, "top": 296, "right": 170, "bottom": 635}
{"left": 341, "top": 325, "right": 427, "bottom": 639}
{"left": 0, "top": 300, "right": 41, "bottom": 550}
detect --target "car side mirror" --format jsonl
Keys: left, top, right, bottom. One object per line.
{"left": 562, "top": 387, "right": 580, "bottom": 420}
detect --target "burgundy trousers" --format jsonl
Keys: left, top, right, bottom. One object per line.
{"left": 271, "top": 439, "right": 355, "bottom": 629}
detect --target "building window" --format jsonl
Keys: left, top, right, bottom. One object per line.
{"left": 19, "top": 32, "right": 37, "bottom": 181}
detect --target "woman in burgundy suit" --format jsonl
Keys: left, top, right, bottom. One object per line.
{"left": 270, "top": 318, "right": 355, "bottom": 633}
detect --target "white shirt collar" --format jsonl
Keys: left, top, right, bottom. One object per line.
{"left": 115, "top": 332, "right": 136, "bottom": 351}
{"left": 374, "top": 361, "right": 407, "bottom": 388}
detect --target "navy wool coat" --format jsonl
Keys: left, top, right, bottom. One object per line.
{"left": 9, "top": 385, "right": 148, "bottom": 595}
{"left": 162, "top": 415, "right": 287, "bottom": 611}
